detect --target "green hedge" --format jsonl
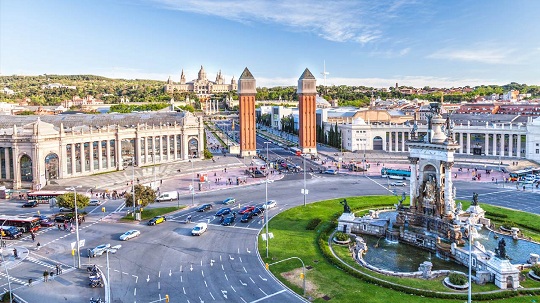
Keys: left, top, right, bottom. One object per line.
{"left": 449, "top": 273, "right": 467, "bottom": 285}
{"left": 306, "top": 218, "right": 322, "bottom": 230}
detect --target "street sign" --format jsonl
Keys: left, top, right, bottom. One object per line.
{"left": 301, "top": 189, "right": 309, "bottom": 195}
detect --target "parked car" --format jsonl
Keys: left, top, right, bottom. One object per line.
{"left": 222, "top": 197, "right": 236, "bottom": 205}
{"left": 262, "top": 200, "right": 277, "bottom": 209}
{"left": 215, "top": 208, "right": 231, "bottom": 217}
{"left": 390, "top": 181, "right": 407, "bottom": 187}
{"left": 240, "top": 212, "right": 254, "bottom": 223}
{"left": 22, "top": 201, "right": 38, "bottom": 208}
{"left": 238, "top": 205, "right": 255, "bottom": 215}
{"left": 251, "top": 207, "right": 264, "bottom": 216}
{"left": 88, "top": 199, "right": 102, "bottom": 206}
{"left": 323, "top": 169, "right": 338, "bottom": 175}
{"left": 54, "top": 215, "right": 69, "bottom": 223}
{"left": 119, "top": 230, "right": 141, "bottom": 241}
{"left": 147, "top": 216, "right": 166, "bottom": 226}
{"left": 59, "top": 207, "right": 75, "bottom": 212}
{"left": 89, "top": 244, "right": 111, "bottom": 257}
{"left": 191, "top": 223, "right": 208, "bottom": 236}
{"left": 221, "top": 214, "right": 236, "bottom": 226}
{"left": 197, "top": 204, "right": 213, "bottom": 212}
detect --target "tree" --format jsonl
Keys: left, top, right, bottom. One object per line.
{"left": 56, "top": 192, "right": 89, "bottom": 210}
{"left": 125, "top": 184, "right": 156, "bottom": 208}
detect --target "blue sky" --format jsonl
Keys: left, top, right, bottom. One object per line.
{"left": 1, "top": 0, "right": 539, "bottom": 88}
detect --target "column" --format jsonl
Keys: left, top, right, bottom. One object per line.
{"left": 89, "top": 142, "right": 94, "bottom": 173}
{"left": 466, "top": 133, "right": 471, "bottom": 154}
{"left": 401, "top": 132, "right": 405, "bottom": 151}
{"left": 166, "top": 135, "right": 170, "bottom": 161}
{"left": 116, "top": 139, "right": 122, "bottom": 169}
{"left": 144, "top": 137, "right": 149, "bottom": 164}
{"left": 80, "top": 142, "right": 86, "bottom": 173}
{"left": 508, "top": 134, "right": 513, "bottom": 157}
{"left": 443, "top": 161, "right": 454, "bottom": 217}
{"left": 71, "top": 143, "right": 76, "bottom": 175}
{"left": 0, "top": 149, "right": 3, "bottom": 178}
{"left": 408, "top": 157, "right": 419, "bottom": 208}
{"left": 517, "top": 135, "right": 521, "bottom": 157}
{"left": 484, "top": 133, "right": 489, "bottom": 155}
{"left": 4, "top": 148, "right": 11, "bottom": 180}
{"left": 98, "top": 140, "right": 103, "bottom": 170}
{"left": 106, "top": 140, "right": 111, "bottom": 169}
{"left": 158, "top": 136, "right": 163, "bottom": 162}
{"left": 458, "top": 133, "right": 463, "bottom": 153}
{"left": 135, "top": 137, "right": 141, "bottom": 166}
{"left": 492, "top": 134, "right": 497, "bottom": 156}
{"left": 173, "top": 135, "right": 177, "bottom": 160}
{"left": 500, "top": 134, "right": 505, "bottom": 157}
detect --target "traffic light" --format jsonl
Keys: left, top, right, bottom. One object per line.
{"left": 165, "top": 295, "right": 169, "bottom": 303}
{"left": 265, "top": 263, "right": 269, "bottom": 270}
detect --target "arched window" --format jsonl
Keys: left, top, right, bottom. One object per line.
{"left": 20, "top": 154, "right": 33, "bottom": 182}
{"left": 45, "top": 153, "right": 59, "bottom": 180}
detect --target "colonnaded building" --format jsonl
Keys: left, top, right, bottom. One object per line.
{"left": 164, "top": 66, "right": 237, "bottom": 96}
{"left": 0, "top": 112, "right": 204, "bottom": 190}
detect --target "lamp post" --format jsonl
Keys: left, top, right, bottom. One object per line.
{"left": 0, "top": 220, "right": 13, "bottom": 303}
{"left": 189, "top": 157, "right": 195, "bottom": 206}
{"left": 303, "top": 152, "right": 307, "bottom": 207}
{"left": 66, "top": 185, "right": 82, "bottom": 268}
{"left": 264, "top": 142, "right": 271, "bottom": 258}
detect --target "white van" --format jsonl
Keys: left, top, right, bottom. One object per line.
{"left": 156, "top": 191, "right": 178, "bottom": 202}
{"left": 192, "top": 223, "right": 207, "bottom": 236}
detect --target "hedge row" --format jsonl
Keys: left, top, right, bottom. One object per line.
{"left": 316, "top": 215, "right": 540, "bottom": 301}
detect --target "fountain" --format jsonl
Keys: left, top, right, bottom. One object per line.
{"left": 338, "top": 104, "right": 540, "bottom": 289}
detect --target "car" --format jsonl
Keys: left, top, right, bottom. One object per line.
{"left": 119, "top": 229, "right": 141, "bottom": 241}
{"left": 33, "top": 214, "right": 49, "bottom": 221}
{"left": 88, "top": 199, "right": 102, "bottom": 206}
{"left": 215, "top": 208, "right": 231, "bottom": 217}
{"left": 89, "top": 244, "right": 111, "bottom": 257}
{"left": 240, "top": 211, "right": 254, "bottom": 223}
{"left": 59, "top": 207, "right": 75, "bottom": 212}
{"left": 262, "top": 200, "right": 277, "bottom": 209}
{"left": 251, "top": 207, "right": 264, "bottom": 216}
{"left": 54, "top": 215, "right": 69, "bottom": 223}
{"left": 221, "top": 214, "right": 236, "bottom": 226}
{"left": 197, "top": 203, "right": 213, "bottom": 212}
{"left": 222, "top": 197, "right": 236, "bottom": 205}
{"left": 323, "top": 169, "right": 338, "bottom": 175}
{"left": 191, "top": 223, "right": 208, "bottom": 236}
{"left": 40, "top": 219, "right": 55, "bottom": 227}
{"left": 390, "top": 181, "right": 407, "bottom": 187}
{"left": 147, "top": 216, "right": 166, "bottom": 226}
{"left": 22, "top": 201, "right": 38, "bottom": 208}
{"left": 238, "top": 205, "right": 255, "bottom": 215}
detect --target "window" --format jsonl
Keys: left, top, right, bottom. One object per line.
{"left": 536, "top": 149, "right": 539, "bottom": 154}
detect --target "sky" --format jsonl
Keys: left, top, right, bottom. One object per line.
{"left": 1, "top": 0, "right": 539, "bottom": 88}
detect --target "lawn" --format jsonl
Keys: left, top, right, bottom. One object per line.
{"left": 122, "top": 206, "right": 184, "bottom": 221}
{"left": 259, "top": 196, "right": 540, "bottom": 302}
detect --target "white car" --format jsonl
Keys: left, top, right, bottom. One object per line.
{"left": 119, "top": 230, "right": 141, "bottom": 241}
{"left": 192, "top": 223, "right": 208, "bottom": 236}
{"left": 89, "top": 244, "right": 111, "bottom": 257}
{"left": 89, "top": 199, "right": 102, "bottom": 206}
{"left": 262, "top": 200, "right": 277, "bottom": 209}
{"left": 390, "top": 181, "right": 407, "bottom": 187}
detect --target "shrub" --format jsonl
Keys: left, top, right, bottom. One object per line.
{"left": 334, "top": 231, "right": 349, "bottom": 241}
{"left": 485, "top": 211, "right": 508, "bottom": 219}
{"left": 532, "top": 264, "right": 540, "bottom": 276}
{"left": 449, "top": 272, "right": 467, "bottom": 285}
{"left": 502, "top": 221, "right": 517, "bottom": 229}
{"left": 306, "top": 218, "right": 322, "bottom": 230}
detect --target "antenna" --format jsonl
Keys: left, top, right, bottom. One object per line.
{"left": 320, "top": 60, "right": 329, "bottom": 87}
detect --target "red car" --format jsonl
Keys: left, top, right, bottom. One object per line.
{"left": 238, "top": 205, "right": 255, "bottom": 215}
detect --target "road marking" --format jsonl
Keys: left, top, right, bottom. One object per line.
{"left": 239, "top": 256, "right": 242, "bottom": 263}
{"left": 221, "top": 264, "right": 224, "bottom": 271}
{"left": 122, "top": 272, "right": 129, "bottom": 275}
{"left": 199, "top": 296, "right": 204, "bottom": 303}
{"left": 243, "top": 266, "right": 247, "bottom": 273}
{"left": 190, "top": 264, "right": 194, "bottom": 271}
{"left": 224, "top": 274, "right": 228, "bottom": 281}
{"left": 180, "top": 265, "right": 183, "bottom": 272}
{"left": 114, "top": 269, "right": 120, "bottom": 273}
{"left": 237, "top": 247, "right": 240, "bottom": 254}
{"left": 259, "top": 288, "right": 267, "bottom": 296}
{"left": 134, "top": 288, "right": 136, "bottom": 296}
{"left": 249, "top": 277, "right": 255, "bottom": 284}
{"left": 183, "top": 286, "right": 186, "bottom": 294}
{"left": 202, "top": 270, "right": 204, "bottom": 278}
{"left": 248, "top": 289, "right": 287, "bottom": 303}
{"left": 229, "top": 255, "right": 234, "bottom": 260}
{"left": 169, "top": 269, "right": 172, "bottom": 277}
{"left": 181, "top": 276, "right": 183, "bottom": 282}
{"left": 259, "top": 275, "right": 267, "bottom": 281}
{"left": 246, "top": 248, "right": 251, "bottom": 253}
{"left": 209, "top": 292, "right": 215, "bottom": 300}
{"left": 240, "top": 297, "right": 247, "bottom": 303}
{"left": 239, "top": 279, "right": 247, "bottom": 286}
{"left": 146, "top": 275, "right": 150, "bottom": 282}
{"left": 204, "top": 280, "right": 207, "bottom": 288}
{"left": 133, "top": 275, "right": 138, "bottom": 283}
{"left": 230, "top": 285, "right": 236, "bottom": 292}
{"left": 221, "top": 290, "right": 228, "bottom": 299}
{"left": 158, "top": 281, "right": 160, "bottom": 290}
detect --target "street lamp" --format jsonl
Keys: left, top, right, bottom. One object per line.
{"left": 303, "top": 152, "right": 307, "bottom": 207}
{"left": 264, "top": 141, "right": 271, "bottom": 258}
{"left": 66, "top": 185, "right": 82, "bottom": 269}
{"left": 189, "top": 157, "right": 195, "bottom": 206}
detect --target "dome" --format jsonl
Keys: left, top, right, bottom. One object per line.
{"left": 353, "top": 117, "right": 367, "bottom": 125}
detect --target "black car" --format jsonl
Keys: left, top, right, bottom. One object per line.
{"left": 22, "top": 201, "right": 38, "bottom": 208}
{"left": 54, "top": 215, "right": 69, "bottom": 223}
{"left": 215, "top": 208, "right": 231, "bottom": 217}
{"left": 221, "top": 214, "right": 236, "bottom": 226}
{"left": 251, "top": 207, "right": 264, "bottom": 216}
{"left": 197, "top": 204, "right": 213, "bottom": 212}
{"left": 240, "top": 211, "right": 254, "bottom": 223}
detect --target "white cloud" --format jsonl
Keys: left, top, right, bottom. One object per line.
{"left": 151, "top": 0, "right": 417, "bottom": 44}
{"left": 428, "top": 48, "right": 516, "bottom": 64}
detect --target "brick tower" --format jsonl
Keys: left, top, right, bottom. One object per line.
{"left": 297, "top": 68, "right": 317, "bottom": 154}
{"left": 238, "top": 67, "right": 257, "bottom": 157}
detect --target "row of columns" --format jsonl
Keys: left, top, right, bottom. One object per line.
{"left": 387, "top": 131, "right": 410, "bottom": 152}
{"left": 0, "top": 148, "right": 13, "bottom": 179}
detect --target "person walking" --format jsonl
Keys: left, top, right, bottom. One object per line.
{"left": 31, "top": 232, "right": 35, "bottom": 242}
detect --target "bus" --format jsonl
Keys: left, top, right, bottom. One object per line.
{"left": 508, "top": 168, "right": 540, "bottom": 182}
{"left": 381, "top": 168, "right": 411, "bottom": 180}
{"left": 0, "top": 215, "right": 41, "bottom": 233}
{"left": 27, "top": 190, "right": 68, "bottom": 205}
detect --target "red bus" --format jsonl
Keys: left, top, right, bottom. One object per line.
{"left": 0, "top": 215, "right": 41, "bottom": 233}
{"left": 27, "top": 190, "right": 68, "bottom": 204}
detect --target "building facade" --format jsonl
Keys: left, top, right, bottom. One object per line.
{"left": 0, "top": 112, "right": 204, "bottom": 190}
{"left": 164, "top": 66, "right": 237, "bottom": 97}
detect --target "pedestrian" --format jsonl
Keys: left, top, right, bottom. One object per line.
{"left": 37, "top": 242, "right": 41, "bottom": 250}
{"left": 56, "top": 264, "right": 60, "bottom": 275}
{"left": 50, "top": 271, "right": 55, "bottom": 280}
{"left": 31, "top": 232, "right": 35, "bottom": 242}
{"left": 43, "top": 271, "right": 49, "bottom": 282}
{"left": 13, "top": 248, "right": 18, "bottom": 258}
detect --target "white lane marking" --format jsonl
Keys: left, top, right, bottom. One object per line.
{"left": 158, "top": 281, "right": 161, "bottom": 290}
{"left": 146, "top": 275, "right": 150, "bottom": 282}
{"left": 259, "top": 288, "right": 267, "bottom": 296}
{"left": 209, "top": 292, "right": 215, "bottom": 300}
{"left": 204, "top": 280, "right": 208, "bottom": 288}
{"left": 202, "top": 270, "right": 204, "bottom": 278}
{"left": 249, "top": 277, "right": 255, "bottom": 284}
{"left": 183, "top": 287, "right": 186, "bottom": 294}
{"left": 249, "top": 289, "right": 287, "bottom": 303}
{"left": 169, "top": 269, "right": 172, "bottom": 276}
{"left": 239, "top": 256, "right": 242, "bottom": 263}
{"left": 224, "top": 274, "right": 228, "bottom": 281}
{"left": 221, "top": 264, "right": 224, "bottom": 271}
{"left": 259, "top": 275, "right": 267, "bottom": 281}
{"left": 158, "top": 271, "right": 161, "bottom": 278}
{"left": 239, "top": 280, "right": 247, "bottom": 286}
{"left": 246, "top": 247, "right": 251, "bottom": 253}
{"left": 243, "top": 266, "right": 247, "bottom": 273}
{"left": 134, "top": 288, "right": 136, "bottom": 296}
{"left": 132, "top": 275, "right": 138, "bottom": 283}
{"left": 230, "top": 285, "right": 236, "bottom": 293}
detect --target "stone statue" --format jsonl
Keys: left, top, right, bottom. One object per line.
{"left": 472, "top": 192, "right": 479, "bottom": 206}
{"left": 340, "top": 199, "right": 351, "bottom": 213}
{"left": 396, "top": 192, "right": 406, "bottom": 209}
{"left": 456, "top": 201, "right": 462, "bottom": 213}
{"left": 410, "top": 122, "right": 418, "bottom": 139}
{"left": 495, "top": 238, "right": 507, "bottom": 259}
{"left": 423, "top": 175, "right": 436, "bottom": 203}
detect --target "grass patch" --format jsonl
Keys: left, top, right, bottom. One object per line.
{"left": 260, "top": 196, "right": 540, "bottom": 302}
{"left": 122, "top": 206, "right": 183, "bottom": 221}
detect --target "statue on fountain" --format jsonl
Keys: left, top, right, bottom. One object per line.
{"left": 341, "top": 199, "right": 351, "bottom": 213}
{"left": 472, "top": 192, "right": 479, "bottom": 206}
{"left": 495, "top": 238, "right": 507, "bottom": 259}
